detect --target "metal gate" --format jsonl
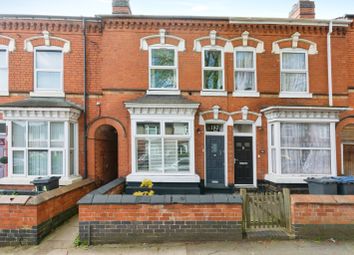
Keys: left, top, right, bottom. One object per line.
{"left": 241, "top": 189, "right": 291, "bottom": 231}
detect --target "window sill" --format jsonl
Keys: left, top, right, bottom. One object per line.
{"left": 126, "top": 173, "right": 200, "bottom": 183}
{"left": 30, "top": 91, "right": 65, "bottom": 98}
{"left": 232, "top": 91, "right": 260, "bottom": 97}
{"left": 146, "top": 90, "right": 181, "bottom": 96}
{"left": 200, "top": 91, "right": 227, "bottom": 97}
{"left": 0, "top": 176, "right": 83, "bottom": 186}
{"left": 0, "top": 91, "right": 9, "bottom": 96}
{"left": 265, "top": 174, "right": 335, "bottom": 184}
{"left": 279, "top": 92, "right": 313, "bottom": 98}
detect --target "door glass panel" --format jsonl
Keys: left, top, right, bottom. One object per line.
{"left": 234, "top": 124, "right": 252, "bottom": 134}
{"left": 211, "top": 143, "right": 218, "bottom": 153}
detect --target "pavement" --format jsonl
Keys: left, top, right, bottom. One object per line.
{"left": 0, "top": 215, "right": 354, "bottom": 255}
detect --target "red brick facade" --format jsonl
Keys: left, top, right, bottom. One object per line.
{"left": 0, "top": 1, "right": 354, "bottom": 188}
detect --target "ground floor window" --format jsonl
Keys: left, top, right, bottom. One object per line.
{"left": 269, "top": 122, "right": 333, "bottom": 175}
{"left": 134, "top": 121, "right": 192, "bottom": 174}
{"left": 9, "top": 120, "right": 77, "bottom": 177}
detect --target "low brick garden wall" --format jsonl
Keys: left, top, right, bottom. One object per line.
{"left": 291, "top": 195, "right": 354, "bottom": 239}
{"left": 78, "top": 189, "right": 243, "bottom": 244}
{"left": 0, "top": 179, "right": 96, "bottom": 246}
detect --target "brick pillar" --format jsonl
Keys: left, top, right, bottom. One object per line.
{"left": 289, "top": 0, "right": 315, "bottom": 19}
{"left": 112, "top": 0, "right": 132, "bottom": 15}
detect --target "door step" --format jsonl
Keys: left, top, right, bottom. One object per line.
{"left": 245, "top": 228, "right": 295, "bottom": 241}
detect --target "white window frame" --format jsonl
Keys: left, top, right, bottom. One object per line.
{"left": 279, "top": 48, "right": 312, "bottom": 98}
{"left": 267, "top": 120, "right": 337, "bottom": 183}
{"left": 201, "top": 46, "right": 226, "bottom": 97}
{"left": 31, "top": 46, "right": 65, "bottom": 97}
{"left": 0, "top": 46, "right": 9, "bottom": 96}
{"left": 133, "top": 120, "right": 193, "bottom": 175}
{"left": 147, "top": 44, "right": 180, "bottom": 95}
{"left": 8, "top": 120, "right": 78, "bottom": 178}
{"left": 233, "top": 47, "right": 260, "bottom": 97}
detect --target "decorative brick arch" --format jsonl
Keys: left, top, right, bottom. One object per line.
{"left": 24, "top": 31, "right": 71, "bottom": 53}
{"left": 199, "top": 105, "right": 262, "bottom": 127}
{"left": 272, "top": 32, "right": 318, "bottom": 55}
{"left": 0, "top": 35, "right": 16, "bottom": 51}
{"left": 87, "top": 117, "right": 129, "bottom": 183}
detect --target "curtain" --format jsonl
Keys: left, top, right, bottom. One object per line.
{"left": 28, "top": 151, "right": 48, "bottom": 176}
{"left": 235, "top": 51, "right": 255, "bottom": 91}
{"left": 236, "top": 72, "right": 255, "bottom": 91}
{"left": 12, "top": 121, "right": 26, "bottom": 147}
{"left": 151, "top": 49, "right": 175, "bottom": 66}
{"left": 150, "top": 69, "right": 176, "bottom": 88}
{"left": 51, "top": 151, "right": 63, "bottom": 175}
{"left": 50, "top": 122, "right": 64, "bottom": 148}
{"left": 281, "top": 53, "right": 307, "bottom": 92}
{"left": 13, "top": 151, "right": 24, "bottom": 175}
{"left": 29, "top": 122, "right": 48, "bottom": 148}
{"left": 149, "top": 139, "right": 162, "bottom": 172}
{"left": 204, "top": 70, "right": 222, "bottom": 89}
{"left": 280, "top": 123, "right": 331, "bottom": 174}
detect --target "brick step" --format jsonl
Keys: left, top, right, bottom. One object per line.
{"left": 245, "top": 228, "right": 296, "bottom": 240}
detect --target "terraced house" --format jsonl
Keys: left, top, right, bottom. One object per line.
{"left": 0, "top": 0, "right": 353, "bottom": 194}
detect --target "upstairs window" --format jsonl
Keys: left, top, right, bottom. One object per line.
{"left": 203, "top": 48, "right": 224, "bottom": 91}
{"left": 0, "top": 48, "right": 8, "bottom": 94}
{"left": 35, "top": 48, "right": 63, "bottom": 92}
{"left": 280, "top": 51, "right": 308, "bottom": 94}
{"left": 149, "top": 47, "right": 177, "bottom": 90}
{"left": 235, "top": 49, "right": 256, "bottom": 92}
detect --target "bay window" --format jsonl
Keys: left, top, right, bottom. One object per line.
{"left": 280, "top": 50, "right": 310, "bottom": 97}
{"left": 269, "top": 122, "right": 334, "bottom": 179}
{"left": 134, "top": 122, "right": 191, "bottom": 173}
{"left": 234, "top": 48, "right": 257, "bottom": 95}
{"left": 202, "top": 47, "right": 224, "bottom": 93}
{"left": 0, "top": 47, "right": 8, "bottom": 95}
{"left": 149, "top": 46, "right": 178, "bottom": 91}
{"left": 34, "top": 48, "right": 63, "bottom": 93}
{"left": 9, "top": 121, "right": 77, "bottom": 177}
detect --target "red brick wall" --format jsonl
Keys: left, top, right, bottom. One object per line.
{"left": 0, "top": 17, "right": 353, "bottom": 184}
{"left": 0, "top": 179, "right": 96, "bottom": 230}
{"left": 79, "top": 204, "right": 242, "bottom": 222}
{"left": 291, "top": 195, "right": 354, "bottom": 225}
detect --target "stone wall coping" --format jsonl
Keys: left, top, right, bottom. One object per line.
{"left": 26, "top": 179, "right": 95, "bottom": 206}
{"left": 89, "top": 178, "right": 125, "bottom": 195}
{"left": 78, "top": 194, "right": 242, "bottom": 205}
{"left": 291, "top": 194, "right": 354, "bottom": 205}
{"left": 0, "top": 195, "right": 32, "bottom": 205}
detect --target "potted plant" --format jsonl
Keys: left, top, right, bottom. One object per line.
{"left": 0, "top": 156, "right": 7, "bottom": 165}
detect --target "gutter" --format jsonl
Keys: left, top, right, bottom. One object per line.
{"left": 82, "top": 17, "right": 88, "bottom": 179}
{"left": 327, "top": 20, "right": 333, "bottom": 106}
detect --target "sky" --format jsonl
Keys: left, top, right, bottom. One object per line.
{"left": 0, "top": 0, "right": 353, "bottom": 19}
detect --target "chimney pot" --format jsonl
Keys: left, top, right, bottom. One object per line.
{"left": 289, "top": 0, "right": 315, "bottom": 19}
{"left": 112, "top": 0, "right": 132, "bottom": 15}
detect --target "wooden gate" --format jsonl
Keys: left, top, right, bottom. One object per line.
{"left": 240, "top": 189, "right": 291, "bottom": 231}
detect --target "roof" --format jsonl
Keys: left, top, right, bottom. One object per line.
{"left": 0, "top": 97, "right": 83, "bottom": 111}
{"left": 125, "top": 95, "right": 199, "bottom": 107}
{"left": 97, "top": 14, "right": 351, "bottom": 27}
{"left": 0, "top": 13, "right": 350, "bottom": 27}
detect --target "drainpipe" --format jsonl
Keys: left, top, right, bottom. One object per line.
{"left": 327, "top": 20, "right": 333, "bottom": 106}
{"left": 82, "top": 17, "right": 88, "bottom": 179}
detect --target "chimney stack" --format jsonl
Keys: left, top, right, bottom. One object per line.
{"left": 112, "top": 0, "right": 132, "bottom": 15}
{"left": 289, "top": 0, "right": 315, "bottom": 19}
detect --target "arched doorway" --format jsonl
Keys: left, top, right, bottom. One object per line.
{"left": 94, "top": 125, "right": 118, "bottom": 185}
{"left": 341, "top": 124, "right": 354, "bottom": 176}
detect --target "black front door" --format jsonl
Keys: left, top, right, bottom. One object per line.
{"left": 206, "top": 136, "right": 225, "bottom": 186}
{"left": 235, "top": 137, "right": 253, "bottom": 185}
